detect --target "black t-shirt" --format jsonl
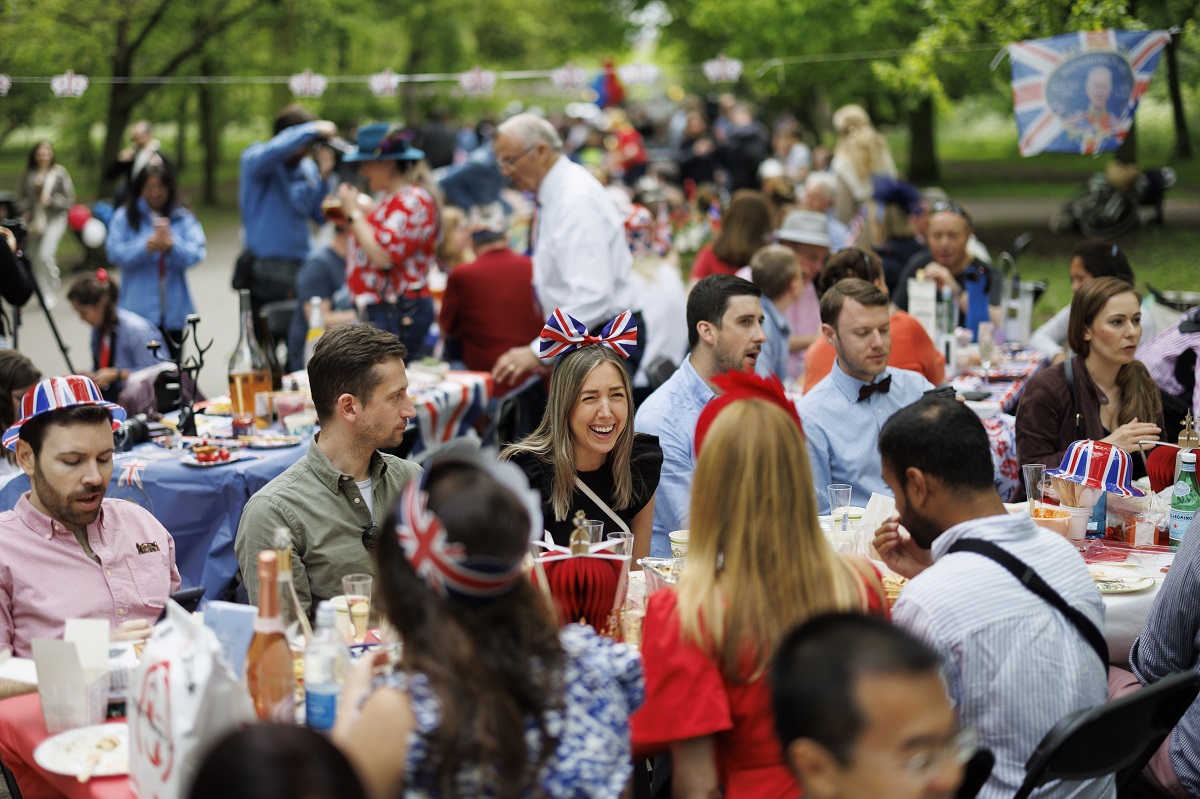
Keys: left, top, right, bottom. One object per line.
{"left": 510, "top": 433, "right": 663, "bottom": 547}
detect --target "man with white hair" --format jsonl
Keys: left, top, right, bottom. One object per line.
{"left": 490, "top": 113, "right": 643, "bottom": 389}
{"left": 800, "top": 172, "right": 851, "bottom": 251}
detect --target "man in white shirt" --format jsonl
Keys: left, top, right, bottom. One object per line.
{"left": 490, "top": 114, "right": 642, "bottom": 389}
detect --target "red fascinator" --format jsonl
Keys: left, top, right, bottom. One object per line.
{"left": 694, "top": 370, "right": 804, "bottom": 457}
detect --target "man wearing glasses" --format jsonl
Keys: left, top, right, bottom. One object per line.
{"left": 773, "top": 613, "right": 971, "bottom": 799}
{"left": 489, "top": 114, "right": 643, "bottom": 389}
{"left": 873, "top": 397, "right": 1110, "bottom": 799}
{"left": 892, "top": 200, "right": 1003, "bottom": 342}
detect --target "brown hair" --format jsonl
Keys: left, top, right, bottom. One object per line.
{"left": 748, "top": 244, "right": 797, "bottom": 301}
{"left": 376, "top": 462, "right": 563, "bottom": 798}
{"left": 819, "top": 278, "right": 888, "bottom": 328}
{"left": 0, "top": 351, "right": 41, "bottom": 465}
{"left": 67, "top": 272, "right": 119, "bottom": 330}
{"left": 819, "top": 248, "right": 884, "bottom": 294}
{"left": 711, "top": 190, "right": 774, "bottom": 269}
{"left": 1067, "top": 276, "right": 1161, "bottom": 426}
{"left": 306, "top": 324, "right": 408, "bottom": 423}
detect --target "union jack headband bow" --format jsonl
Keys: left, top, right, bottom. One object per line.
{"left": 395, "top": 479, "right": 526, "bottom": 601}
{"left": 538, "top": 308, "right": 638, "bottom": 361}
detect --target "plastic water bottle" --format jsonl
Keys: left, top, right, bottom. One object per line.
{"left": 304, "top": 600, "right": 348, "bottom": 732}
{"left": 936, "top": 285, "right": 955, "bottom": 335}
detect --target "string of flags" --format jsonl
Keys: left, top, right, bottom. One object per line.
{"left": 0, "top": 53, "right": 749, "bottom": 100}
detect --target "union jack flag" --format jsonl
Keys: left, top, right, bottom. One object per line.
{"left": 117, "top": 459, "right": 148, "bottom": 489}
{"left": 1009, "top": 29, "right": 1170, "bottom": 156}
{"left": 395, "top": 481, "right": 523, "bottom": 599}
{"left": 538, "top": 308, "right": 639, "bottom": 361}
{"left": 1047, "top": 439, "right": 1144, "bottom": 498}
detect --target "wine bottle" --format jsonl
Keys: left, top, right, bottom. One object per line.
{"left": 273, "top": 528, "right": 313, "bottom": 651}
{"left": 228, "top": 288, "right": 272, "bottom": 427}
{"left": 246, "top": 550, "right": 296, "bottom": 722}
{"left": 303, "top": 297, "right": 324, "bottom": 366}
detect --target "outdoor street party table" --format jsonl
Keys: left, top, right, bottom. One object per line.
{"left": 0, "top": 692, "right": 132, "bottom": 799}
{"left": 951, "top": 349, "right": 1044, "bottom": 415}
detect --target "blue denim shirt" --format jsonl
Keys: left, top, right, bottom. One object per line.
{"left": 755, "top": 295, "right": 791, "bottom": 382}
{"left": 633, "top": 355, "right": 714, "bottom": 557}
{"left": 238, "top": 122, "right": 333, "bottom": 261}
{"left": 106, "top": 200, "right": 206, "bottom": 331}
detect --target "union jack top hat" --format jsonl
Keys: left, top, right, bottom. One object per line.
{"left": 1045, "top": 439, "right": 1144, "bottom": 498}
{"left": 3, "top": 375, "right": 126, "bottom": 451}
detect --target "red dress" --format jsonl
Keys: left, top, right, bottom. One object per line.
{"left": 690, "top": 245, "right": 740, "bottom": 281}
{"left": 632, "top": 562, "right": 888, "bottom": 799}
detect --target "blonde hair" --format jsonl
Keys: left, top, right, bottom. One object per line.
{"left": 500, "top": 347, "right": 635, "bottom": 521}
{"left": 832, "top": 104, "right": 892, "bottom": 182}
{"left": 676, "top": 400, "right": 865, "bottom": 681}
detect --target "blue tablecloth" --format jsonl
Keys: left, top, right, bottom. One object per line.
{"left": 0, "top": 442, "right": 307, "bottom": 602}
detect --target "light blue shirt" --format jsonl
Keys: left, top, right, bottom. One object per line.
{"left": 754, "top": 295, "right": 791, "bottom": 382}
{"left": 106, "top": 200, "right": 206, "bottom": 331}
{"left": 895, "top": 513, "right": 1111, "bottom": 799}
{"left": 634, "top": 355, "right": 714, "bottom": 558}
{"left": 797, "top": 360, "right": 933, "bottom": 513}
{"left": 238, "top": 122, "right": 333, "bottom": 261}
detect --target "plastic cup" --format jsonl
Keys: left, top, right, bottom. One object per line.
{"left": 1023, "top": 464, "right": 1046, "bottom": 513}
{"left": 828, "top": 484, "right": 853, "bottom": 520}
{"left": 580, "top": 520, "right": 604, "bottom": 544}
{"left": 606, "top": 532, "right": 633, "bottom": 557}
{"left": 341, "top": 574, "right": 373, "bottom": 644}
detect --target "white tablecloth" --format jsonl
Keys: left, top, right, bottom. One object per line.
{"left": 1103, "top": 578, "right": 1162, "bottom": 665}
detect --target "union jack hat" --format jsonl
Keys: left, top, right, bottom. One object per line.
{"left": 1046, "top": 439, "right": 1144, "bottom": 498}
{"left": 3, "top": 375, "right": 126, "bottom": 451}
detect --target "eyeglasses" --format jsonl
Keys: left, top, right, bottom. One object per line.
{"left": 929, "top": 200, "right": 971, "bottom": 224}
{"left": 361, "top": 521, "right": 380, "bottom": 552}
{"left": 855, "top": 727, "right": 979, "bottom": 780}
{"left": 497, "top": 144, "right": 538, "bottom": 172}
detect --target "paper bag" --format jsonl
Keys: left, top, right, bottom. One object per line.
{"left": 130, "top": 600, "right": 255, "bottom": 799}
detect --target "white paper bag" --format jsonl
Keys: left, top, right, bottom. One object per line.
{"left": 129, "top": 600, "right": 255, "bottom": 799}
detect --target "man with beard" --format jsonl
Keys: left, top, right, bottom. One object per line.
{"left": 238, "top": 105, "right": 339, "bottom": 318}
{"left": 635, "top": 274, "right": 765, "bottom": 557}
{"left": 0, "top": 375, "right": 180, "bottom": 657}
{"left": 235, "top": 324, "right": 421, "bottom": 613}
{"left": 798, "top": 279, "right": 933, "bottom": 514}
{"left": 873, "top": 397, "right": 1110, "bottom": 799}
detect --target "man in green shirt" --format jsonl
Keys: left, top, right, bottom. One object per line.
{"left": 235, "top": 323, "right": 421, "bottom": 613}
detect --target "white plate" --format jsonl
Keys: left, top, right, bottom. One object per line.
{"left": 1089, "top": 565, "right": 1155, "bottom": 594}
{"left": 34, "top": 723, "right": 128, "bottom": 778}
{"left": 240, "top": 436, "right": 302, "bottom": 449}
{"left": 179, "top": 451, "right": 251, "bottom": 468}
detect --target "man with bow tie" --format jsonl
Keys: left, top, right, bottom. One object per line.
{"left": 797, "top": 278, "right": 934, "bottom": 514}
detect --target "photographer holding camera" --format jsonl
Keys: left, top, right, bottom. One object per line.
{"left": 237, "top": 106, "right": 339, "bottom": 321}
{"left": 0, "top": 222, "right": 35, "bottom": 349}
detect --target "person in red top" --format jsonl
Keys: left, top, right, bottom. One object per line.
{"left": 336, "top": 123, "right": 440, "bottom": 358}
{"left": 632, "top": 373, "right": 887, "bottom": 799}
{"left": 438, "top": 204, "right": 542, "bottom": 381}
{"left": 689, "top": 190, "right": 774, "bottom": 287}
{"left": 804, "top": 248, "right": 944, "bottom": 391}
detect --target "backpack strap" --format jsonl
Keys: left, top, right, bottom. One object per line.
{"left": 947, "top": 537, "right": 1108, "bottom": 665}
{"left": 1064, "top": 356, "right": 1085, "bottom": 440}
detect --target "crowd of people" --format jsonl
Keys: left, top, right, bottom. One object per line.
{"left": 0, "top": 92, "right": 1198, "bottom": 799}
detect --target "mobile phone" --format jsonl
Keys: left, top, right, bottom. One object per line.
{"left": 923, "top": 385, "right": 957, "bottom": 399}
{"left": 156, "top": 586, "right": 205, "bottom": 623}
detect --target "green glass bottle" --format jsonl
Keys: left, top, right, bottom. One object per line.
{"left": 1168, "top": 452, "right": 1199, "bottom": 548}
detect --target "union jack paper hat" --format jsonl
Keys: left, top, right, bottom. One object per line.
{"left": 1046, "top": 439, "right": 1144, "bottom": 498}
{"left": 3, "top": 375, "right": 126, "bottom": 450}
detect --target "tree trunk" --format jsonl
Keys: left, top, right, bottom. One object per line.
{"left": 99, "top": 20, "right": 135, "bottom": 196}
{"left": 269, "top": 0, "right": 295, "bottom": 111}
{"left": 199, "top": 57, "right": 221, "bottom": 205}
{"left": 1165, "top": 32, "right": 1192, "bottom": 160}
{"left": 907, "top": 96, "right": 940, "bottom": 184}
{"left": 175, "top": 90, "right": 188, "bottom": 173}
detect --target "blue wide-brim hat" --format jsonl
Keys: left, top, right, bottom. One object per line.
{"left": 343, "top": 122, "right": 426, "bottom": 163}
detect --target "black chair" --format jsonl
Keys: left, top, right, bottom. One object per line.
{"left": 955, "top": 747, "right": 994, "bottom": 799}
{"left": 1014, "top": 670, "right": 1200, "bottom": 799}
{"left": 633, "top": 355, "right": 677, "bottom": 406}
{"left": 486, "top": 376, "right": 548, "bottom": 447}
{"left": 1, "top": 753, "right": 25, "bottom": 799}
{"left": 257, "top": 299, "right": 296, "bottom": 378}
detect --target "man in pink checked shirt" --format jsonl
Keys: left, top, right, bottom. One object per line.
{"left": 0, "top": 375, "right": 180, "bottom": 658}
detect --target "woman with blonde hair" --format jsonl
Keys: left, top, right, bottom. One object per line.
{"left": 632, "top": 372, "right": 887, "bottom": 799}
{"left": 830, "top": 104, "right": 897, "bottom": 224}
{"left": 1017, "top": 276, "right": 1164, "bottom": 479}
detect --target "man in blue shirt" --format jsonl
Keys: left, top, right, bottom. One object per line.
{"left": 749, "top": 244, "right": 801, "bottom": 382}
{"left": 238, "top": 106, "right": 338, "bottom": 318}
{"left": 797, "top": 278, "right": 933, "bottom": 513}
{"left": 285, "top": 223, "right": 356, "bottom": 371}
{"left": 635, "top": 274, "right": 765, "bottom": 557}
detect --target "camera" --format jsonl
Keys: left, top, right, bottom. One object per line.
{"left": 318, "top": 135, "right": 356, "bottom": 156}
{"left": 0, "top": 217, "right": 29, "bottom": 254}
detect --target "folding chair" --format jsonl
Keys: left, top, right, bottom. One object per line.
{"left": 1014, "top": 670, "right": 1200, "bottom": 799}
{"left": 1, "top": 755, "right": 25, "bottom": 799}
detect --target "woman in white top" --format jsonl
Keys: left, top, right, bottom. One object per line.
{"left": 829, "top": 105, "right": 897, "bottom": 224}
{"left": 18, "top": 141, "right": 75, "bottom": 303}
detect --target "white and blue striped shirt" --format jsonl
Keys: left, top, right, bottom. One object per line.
{"left": 894, "top": 513, "right": 1113, "bottom": 799}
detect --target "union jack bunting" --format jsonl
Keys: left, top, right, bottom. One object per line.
{"left": 394, "top": 480, "right": 524, "bottom": 599}
{"left": 551, "top": 63, "right": 590, "bottom": 91}
{"left": 458, "top": 66, "right": 497, "bottom": 96}
{"left": 368, "top": 68, "right": 400, "bottom": 98}
{"left": 703, "top": 54, "right": 743, "bottom": 84}
{"left": 1046, "top": 439, "right": 1144, "bottom": 498}
{"left": 288, "top": 69, "right": 327, "bottom": 98}
{"left": 1009, "top": 29, "right": 1170, "bottom": 156}
{"left": 538, "top": 308, "right": 639, "bottom": 361}
{"left": 50, "top": 70, "right": 88, "bottom": 98}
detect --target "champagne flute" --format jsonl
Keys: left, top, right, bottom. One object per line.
{"left": 977, "top": 322, "right": 996, "bottom": 386}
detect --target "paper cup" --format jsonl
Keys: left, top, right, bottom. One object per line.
{"left": 668, "top": 530, "right": 689, "bottom": 559}
{"left": 1061, "top": 505, "right": 1092, "bottom": 541}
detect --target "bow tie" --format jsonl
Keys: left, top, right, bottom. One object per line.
{"left": 857, "top": 375, "right": 892, "bottom": 402}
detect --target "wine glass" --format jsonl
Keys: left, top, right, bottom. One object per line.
{"left": 977, "top": 322, "right": 996, "bottom": 385}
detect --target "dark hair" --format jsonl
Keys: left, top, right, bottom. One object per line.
{"left": 125, "top": 163, "right": 179, "bottom": 232}
{"left": 18, "top": 404, "right": 113, "bottom": 457}
{"left": 1067, "top": 276, "right": 1161, "bottom": 426}
{"left": 1072, "top": 241, "right": 1135, "bottom": 284}
{"left": 66, "top": 273, "right": 120, "bottom": 331}
{"left": 772, "top": 612, "right": 941, "bottom": 762}
{"left": 376, "top": 461, "right": 563, "bottom": 798}
{"left": 186, "top": 724, "right": 368, "bottom": 799}
{"left": 711, "top": 190, "right": 775, "bottom": 269}
{"left": 819, "top": 277, "right": 888, "bottom": 328}
{"left": 273, "top": 104, "right": 318, "bottom": 136}
{"left": 878, "top": 397, "right": 995, "bottom": 493}
{"left": 0, "top": 351, "right": 41, "bottom": 465}
{"left": 306, "top": 324, "right": 408, "bottom": 424}
{"left": 819, "top": 249, "right": 883, "bottom": 295}
{"left": 687, "top": 274, "right": 762, "bottom": 351}
{"left": 25, "top": 140, "right": 54, "bottom": 171}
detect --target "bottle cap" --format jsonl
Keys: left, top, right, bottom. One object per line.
{"left": 1184, "top": 452, "right": 1197, "bottom": 464}
{"left": 315, "top": 600, "right": 335, "bottom": 628}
